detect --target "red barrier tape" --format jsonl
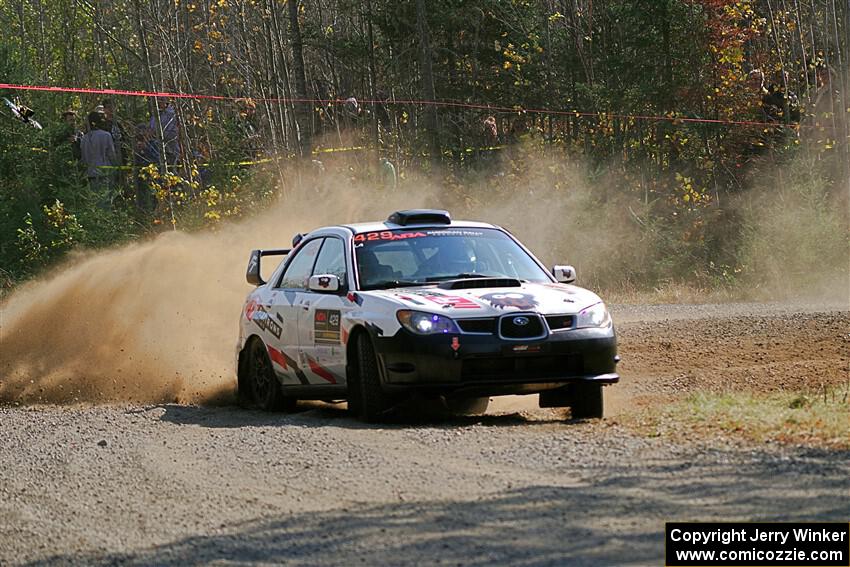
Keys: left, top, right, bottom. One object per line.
{"left": 0, "top": 82, "right": 800, "bottom": 129}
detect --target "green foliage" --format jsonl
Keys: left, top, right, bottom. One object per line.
{"left": 0, "top": 0, "right": 846, "bottom": 291}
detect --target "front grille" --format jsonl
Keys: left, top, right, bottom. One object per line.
{"left": 457, "top": 318, "right": 497, "bottom": 334}
{"left": 499, "top": 314, "right": 545, "bottom": 339}
{"left": 545, "top": 315, "right": 574, "bottom": 331}
{"left": 462, "top": 355, "right": 583, "bottom": 380}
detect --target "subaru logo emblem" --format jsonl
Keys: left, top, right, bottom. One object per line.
{"left": 513, "top": 316, "right": 530, "bottom": 326}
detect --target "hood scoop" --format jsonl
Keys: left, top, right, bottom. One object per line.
{"left": 438, "top": 277, "right": 522, "bottom": 290}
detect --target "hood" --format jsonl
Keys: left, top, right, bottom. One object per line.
{"left": 367, "top": 281, "right": 602, "bottom": 318}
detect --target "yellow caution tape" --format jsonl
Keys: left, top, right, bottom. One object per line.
{"left": 313, "top": 145, "right": 366, "bottom": 154}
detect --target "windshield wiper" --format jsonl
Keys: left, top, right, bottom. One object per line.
{"left": 363, "top": 280, "right": 423, "bottom": 290}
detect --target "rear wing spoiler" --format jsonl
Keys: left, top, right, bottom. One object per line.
{"left": 246, "top": 248, "right": 290, "bottom": 286}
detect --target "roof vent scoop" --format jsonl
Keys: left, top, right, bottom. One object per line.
{"left": 388, "top": 209, "right": 451, "bottom": 226}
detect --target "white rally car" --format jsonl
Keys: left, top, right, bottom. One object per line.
{"left": 237, "top": 210, "right": 619, "bottom": 421}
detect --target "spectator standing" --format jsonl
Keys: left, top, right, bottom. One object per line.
{"left": 762, "top": 83, "right": 801, "bottom": 124}
{"left": 149, "top": 98, "right": 180, "bottom": 166}
{"left": 483, "top": 115, "right": 499, "bottom": 145}
{"left": 749, "top": 69, "right": 800, "bottom": 124}
{"left": 101, "top": 99, "right": 129, "bottom": 165}
{"left": 379, "top": 157, "right": 397, "bottom": 190}
{"left": 80, "top": 111, "right": 117, "bottom": 208}
{"left": 235, "top": 98, "right": 262, "bottom": 159}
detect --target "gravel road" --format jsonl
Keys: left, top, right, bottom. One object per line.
{"left": 1, "top": 302, "right": 848, "bottom": 566}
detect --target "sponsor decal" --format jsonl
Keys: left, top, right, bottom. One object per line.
{"left": 307, "top": 355, "right": 338, "bottom": 384}
{"left": 314, "top": 309, "right": 341, "bottom": 345}
{"left": 266, "top": 345, "right": 288, "bottom": 369}
{"left": 354, "top": 229, "right": 486, "bottom": 243}
{"left": 346, "top": 292, "right": 363, "bottom": 305}
{"left": 318, "top": 276, "right": 331, "bottom": 288}
{"left": 451, "top": 337, "right": 460, "bottom": 352}
{"left": 397, "top": 294, "right": 426, "bottom": 306}
{"left": 354, "top": 231, "right": 426, "bottom": 242}
{"left": 247, "top": 252, "right": 259, "bottom": 275}
{"left": 407, "top": 290, "right": 481, "bottom": 309}
{"left": 266, "top": 345, "right": 309, "bottom": 384}
{"left": 251, "top": 305, "right": 283, "bottom": 339}
{"left": 424, "top": 229, "right": 484, "bottom": 238}
{"left": 512, "top": 344, "right": 542, "bottom": 353}
{"left": 480, "top": 292, "right": 538, "bottom": 310}
{"left": 245, "top": 299, "right": 258, "bottom": 321}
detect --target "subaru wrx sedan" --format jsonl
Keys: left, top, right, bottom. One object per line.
{"left": 237, "top": 209, "right": 619, "bottom": 421}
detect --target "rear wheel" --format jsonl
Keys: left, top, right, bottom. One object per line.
{"left": 246, "top": 339, "right": 296, "bottom": 412}
{"left": 569, "top": 382, "right": 604, "bottom": 419}
{"left": 348, "top": 333, "right": 393, "bottom": 422}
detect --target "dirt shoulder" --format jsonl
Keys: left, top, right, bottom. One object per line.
{"left": 613, "top": 304, "right": 848, "bottom": 395}
{"left": 609, "top": 304, "right": 849, "bottom": 448}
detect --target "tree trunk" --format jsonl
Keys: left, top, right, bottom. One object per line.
{"left": 366, "top": 0, "right": 379, "bottom": 158}
{"left": 415, "top": 0, "right": 440, "bottom": 164}
{"left": 288, "top": 0, "right": 311, "bottom": 159}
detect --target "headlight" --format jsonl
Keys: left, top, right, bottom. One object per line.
{"left": 575, "top": 302, "right": 611, "bottom": 328}
{"left": 397, "top": 310, "right": 460, "bottom": 335}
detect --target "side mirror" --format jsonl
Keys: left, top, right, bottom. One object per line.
{"left": 308, "top": 274, "right": 341, "bottom": 293}
{"left": 246, "top": 250, "right": 264, "bottom": 286}
{"left": 552, "top": 265, "right": 576, "bottom": 284}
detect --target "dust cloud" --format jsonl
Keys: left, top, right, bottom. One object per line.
{"left": 0, "top": 169, "right": 444, "bottom": 404}
{"left": 736, "top": 165, "right": 849, "bottom": 300}
{"left": 0, "top": 149, "right": 846, "bottom": 406}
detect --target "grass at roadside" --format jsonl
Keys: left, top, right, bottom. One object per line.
{"left": 618, "top": 387, "right": 850, "bottom": 449}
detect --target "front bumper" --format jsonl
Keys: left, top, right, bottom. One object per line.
{"left": 373, "top": 325, "right": 619, "bottom": 396}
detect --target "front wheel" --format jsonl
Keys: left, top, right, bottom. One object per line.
{"left": 245, "top": 339, "right": 296, "bottom": 412}
{"left": 569, "top": 382, "right": 604, "bottom": 419}
{"left": 348, "top": 333, "right": 394, "bottom": 422}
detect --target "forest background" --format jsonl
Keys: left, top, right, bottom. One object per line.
{"left": 0, "top": 0, "right": 847, "bottom": 297}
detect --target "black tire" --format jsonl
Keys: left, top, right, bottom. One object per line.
{"left": 569, "top": 382, "right": 604, "bottom": 419}
{"left": 348, "top": 332, "right": 393, "bottom": 422}
{"left": 445, "top": 396, "right": 490, "bottom": 416}
{"left": 245, "top": 339, "right": 296, "bottom": 412}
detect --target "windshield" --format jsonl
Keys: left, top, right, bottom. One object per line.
{"left": 354, "top": 228, "right": 551, "bottom": 290}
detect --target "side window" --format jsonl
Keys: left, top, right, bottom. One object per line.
{"left": 277, "top": 238, "right": 323, "bottom": 289}
{"left": 312, "top": 237, "right": 348, "bottom": 285}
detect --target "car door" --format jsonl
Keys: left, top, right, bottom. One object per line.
{"left": 266, "top": 237, "right": 323, "bottom": 385}
{"left": 297, "top": 236, "right": 350, "bottom": 385}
